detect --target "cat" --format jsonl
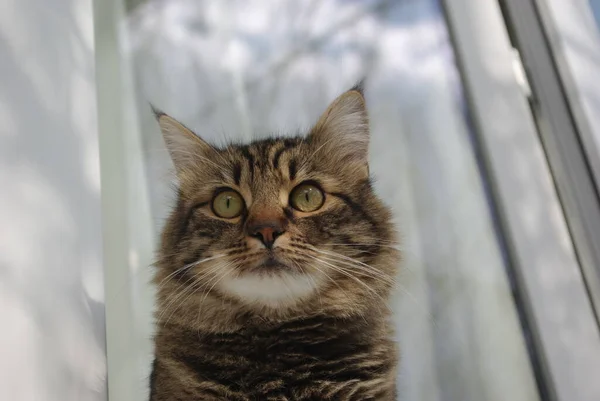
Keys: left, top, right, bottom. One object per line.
{"left": 150, "top": 83, "right": 400, "bottom": 400}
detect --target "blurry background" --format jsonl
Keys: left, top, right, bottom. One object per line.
{"left": 3, "top": 0, "right": 600, "bottom": 400}
{"left": 116, "top": 0, "right": 539, "bottom": 400}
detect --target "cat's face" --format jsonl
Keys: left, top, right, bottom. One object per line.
{"left": 155, "top": 87, "right": 398, "bottom": 313}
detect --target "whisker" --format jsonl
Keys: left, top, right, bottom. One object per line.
{"left": 309, "top": 249, "right": 396, "bottom": 284}
{"left": 156, "top": 273, "right": 214, "bottom": 320}
{"left": 152, "top": 245, "right": 245, "bottom": 266}
{"left": 296, "top": 244, "right": 396, "bottom": 284}
{"left": 297, "top": 135, "right": 337, "bottom": 173}
{"left": 161, "top": 262, "right": 227, "bottom": 326}
{"left": 157, "top": 278, "right": 198, "bottom": 324}
{"left": 154, "top": 254, "right": 226, "bottom": 293}
{"left": 314, "top": 255, "right": 396, "bottom": 287}
{"left": 164, "top": 278, "right": 210, "bottom": 325}
{"left": 302, "top": 259, "right": 355, "bottom": 309}
{"left": 326, "top": 242, "right": 401, "bottom": 250}
{"left": 197, "top": 266, "right": 231, "bottom": 315}
{"left": 158, "top": 262, "right": 224, "bottom": 325}
{"left": 106, "top": 252, "right": 225, "bottom": 304}
{"left": 158, "top": 276, "right": 201, "bottom": 324}
{"left": 303, "top": 254, "right": 390, "bottom": 308}
{"left": 307, "top": 273, "right": 323, "bottom": 310}
{"left": 307, "top": 249, "right": 436, "bottom": 326}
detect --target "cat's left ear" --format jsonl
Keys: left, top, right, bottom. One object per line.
{"left": 309, "top": 83, "right": 369, "bottom": 179}
{"left": 152, "top": 107, "right": 216, "bottom": 177}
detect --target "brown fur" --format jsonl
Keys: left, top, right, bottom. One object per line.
{"left": 150, "top": 85, "right": 400, "bottom": 400}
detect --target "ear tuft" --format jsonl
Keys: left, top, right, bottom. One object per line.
{"left": 309, "top": 86, "right": 370, "bottom": 178}
{"left": 150, "top": 103, "right": 166, "bottom": 120}
{"left": 350, "top": 78, "right": 366, "bottom": 96}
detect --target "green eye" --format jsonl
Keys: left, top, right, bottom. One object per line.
{"left": 212, "top": 190, "right": 244, "bottom": 218}
{"left": 290, "top": 183, "right": 325, "bottom": 212}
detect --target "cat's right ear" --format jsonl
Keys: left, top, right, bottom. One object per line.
{"left": 152, "top": 107, "right": 215, "bottom": 175}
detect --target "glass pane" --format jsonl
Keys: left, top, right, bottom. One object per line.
{"left": 107, "top": 0, "right": 541, "bottom": 399}
{"left": 590, "top": 0, "right": 600, "bottom": 29}
{"left": 539, "top": 0, "right": 600, "bottom": 192}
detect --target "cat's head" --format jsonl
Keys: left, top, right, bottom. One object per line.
{"left": 154, "top": 86, "right": 398, "bottom": 318}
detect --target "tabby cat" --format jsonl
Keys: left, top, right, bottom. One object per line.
{"left": 150, "top": 84, "right": 400, "bottom": 400}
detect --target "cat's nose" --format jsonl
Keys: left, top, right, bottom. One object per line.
{"left": 247, "top": 220, "right": 286, "bottom": 249}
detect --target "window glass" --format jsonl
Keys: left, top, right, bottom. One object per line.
{"left": 112, "top": 0, "right": 541, "bottom": 399}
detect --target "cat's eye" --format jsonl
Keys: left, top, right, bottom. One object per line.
{"left": 290, "top": 183, "right": 325, "bottom": 212}
{"left": 212, "top": 190, "right": 244, "bottom": 218}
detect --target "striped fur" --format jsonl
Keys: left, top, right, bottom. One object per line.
{"left": 151, "top": 86, "right": 400, "bottom": 400}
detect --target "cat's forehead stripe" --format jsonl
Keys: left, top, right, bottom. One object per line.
{"left": 288, "top": 159, "right": 297, "bottom": 181}
{"left": 233, "top": 162, "right": 242, "bottom": 186}
{"left": 239, "top": 147, "right": 255, "bottom": 179}
{"left": 272, "top": 138, "right": 301, "bottom": 169}
{"left": 230, "top": 137, "right": 303, "bottom": 185}
{"left": 272, "top": 144, "right": 287, "bottom": 169}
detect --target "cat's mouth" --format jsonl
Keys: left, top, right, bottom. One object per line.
{"left": 262, "top": 256, "right": 283, "bottom": 268}
{"left": 242, "top": 252, "right": 296, "bottom": 275}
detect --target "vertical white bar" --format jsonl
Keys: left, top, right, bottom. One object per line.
{"left": 94, "top": 0, "right": 156, "bottom": 400}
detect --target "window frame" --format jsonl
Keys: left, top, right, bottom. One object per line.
{"left": 443, "top": 1, "right": 600, "bottom": 400}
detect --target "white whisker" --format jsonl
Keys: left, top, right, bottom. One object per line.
{"left": 159, "top": 262, "right": 224, "bottom": 325}
{"left": 154, "top": 254, "right": 225, "bottom": 293}
{"left": 198, "top": 265, "right": 231, "bottom": 314}
{"left": 304, "top": 254, "right": 390, "bottom": 308}
{"left": 307, "top": 248, "right": 436, "bottom": 326}
{"left": 297, "top": 136, "right": 337, "bottom": 173}
{"left": 327, "top": 242, "right": 400, "bottom": 250}
{"left": 310, "top": 248, "right": 396, "bottom": 285}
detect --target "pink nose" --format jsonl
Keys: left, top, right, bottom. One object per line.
{"left": 247, "top": 221, "right": 286, "bottom": 249}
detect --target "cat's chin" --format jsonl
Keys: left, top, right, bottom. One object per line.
{"left": 219, "top": 270, "right": 319, "bottom": 308}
